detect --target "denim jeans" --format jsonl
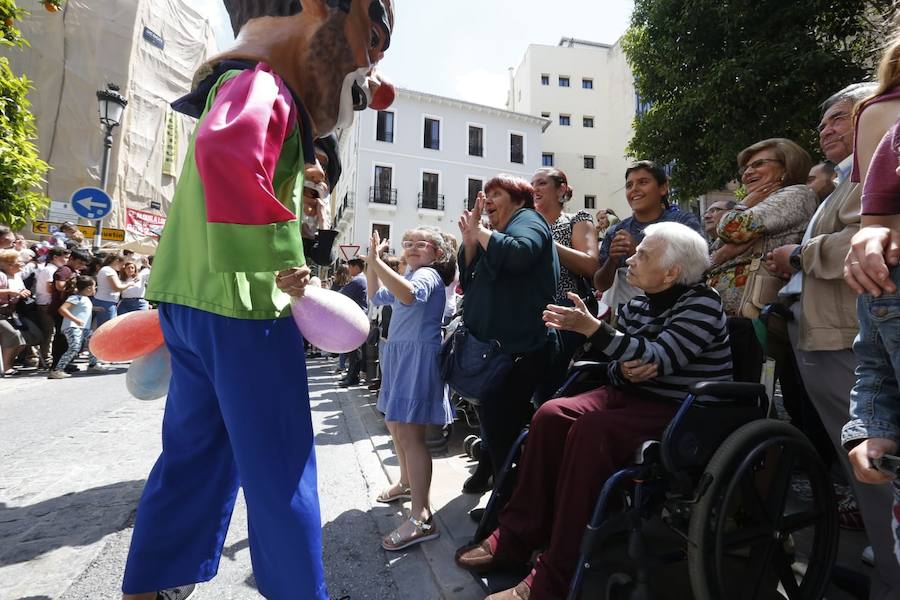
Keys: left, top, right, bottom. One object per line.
{"left": 844, "top": 265, "right": 900, "bottom": 448}
{"left": 56, "top": 327, "right": 97, "bottom": 371}
{"left": 118, "top": 297, "right": 149, "bottom": 314}
{"left": 92, "top": 298, "right": 118, "bottom": 330}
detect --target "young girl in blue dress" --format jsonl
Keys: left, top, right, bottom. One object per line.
{"left": 366, "top": 226, "right": 456, "bottom": 551}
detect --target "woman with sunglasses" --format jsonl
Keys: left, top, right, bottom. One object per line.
{"left": 706, "top": 137, "right": 817, "bottom": 315}
{"left": 365, "top": 226, "right": 456, "bottom": 551}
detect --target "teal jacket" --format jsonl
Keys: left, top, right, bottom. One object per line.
{"left": 458, "top": 208, "right": 559, "bottom": 354}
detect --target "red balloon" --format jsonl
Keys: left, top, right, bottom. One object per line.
{"left": 89, "top": 310, "right": 165, "bottom": 362}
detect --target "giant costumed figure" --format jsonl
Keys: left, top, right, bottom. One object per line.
{"left": 119, "top": 2, "right": 395, "bottom": 599}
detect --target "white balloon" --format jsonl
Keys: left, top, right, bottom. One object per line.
{"left": 126, "top": 345, "right": 171, "bottom": 401}
{"left": 291, "top": 287, "right": 369, "bottom": 354}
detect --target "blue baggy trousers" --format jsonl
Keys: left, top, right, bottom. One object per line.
{"left": 122, "top": 303, "right": 327, "bottom": 599}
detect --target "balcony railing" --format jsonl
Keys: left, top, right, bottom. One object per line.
{"left": 369, "top": 186, "right": 397, "bottom": 205}
{"left": 417, "top": 192, "right": 445, "bottom": 211}
{"left": 332, "top": 193, "right": 355, "bottom": 229}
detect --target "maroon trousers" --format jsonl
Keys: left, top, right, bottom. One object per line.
{"left": 491, "top": 386, "right": 678, "bottom": 599}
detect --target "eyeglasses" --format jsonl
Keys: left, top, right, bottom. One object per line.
{"left": 401, "top": 240, "right": 434, "bottom": 250}
{"left": 739, "top": 158, "right": 783, "bottom": 176}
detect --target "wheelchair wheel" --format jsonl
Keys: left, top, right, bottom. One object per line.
{"left": 687, "top": 420, "right": 837, "bottom": 600}
{"left": 464, "top": 434, "right": 478, "bottom": 457}
{"left": 470, "top": 439, "right": 483, "bottom": 461}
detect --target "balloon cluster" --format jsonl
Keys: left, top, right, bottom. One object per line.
{"left": 91, "top": 287, "right": 369, "bottom": 401}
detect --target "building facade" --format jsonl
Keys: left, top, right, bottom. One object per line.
{"left": 331, "top": 88, "right": 549, "bottom": 256}
{"left": 508, "top": 38, "right": 637, "bottom": 218}
{"left": 2, "top": 0, "right": 218, "bottom": 237}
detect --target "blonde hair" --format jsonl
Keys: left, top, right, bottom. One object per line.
{"left": 0, "top": 249, "right": 20, "bottom": 269}
{"left": 737, "top": 138, "right": 812, "bottom": 188}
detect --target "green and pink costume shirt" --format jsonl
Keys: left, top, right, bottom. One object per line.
{"left": 147, "top": 62, "right": 313, "bottom": 320}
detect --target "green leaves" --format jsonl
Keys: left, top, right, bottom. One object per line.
{"left": 623, "top": 0, "right": 895, "bottom": 200}
{"left": 0, "top": 1, "right": 54, "bottom": 228}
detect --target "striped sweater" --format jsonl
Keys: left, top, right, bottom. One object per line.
{"left": 586, "top": 283, "right": 732, "bottom": 401}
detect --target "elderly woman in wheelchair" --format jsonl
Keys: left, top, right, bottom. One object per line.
{"left": 456, "top": 222, "right": 837, "bottom": 600}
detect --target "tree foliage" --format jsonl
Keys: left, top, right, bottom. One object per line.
{"left": 622, "top": 0, "right": 896, "bottom": 200}
{"left": 0, "top": 0, "right": 62, "bottom": 229}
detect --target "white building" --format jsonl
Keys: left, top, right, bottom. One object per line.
{"left": 331, "top": 88, "right": 550, "bottom": 256}
{"left": 2, "top": 0, "right": 218, "bottom": 236}
{"left": 508, "top": 38, "right": 639, "bottom": 218}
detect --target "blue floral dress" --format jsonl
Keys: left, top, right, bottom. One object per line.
{"left": 373, "top": 267, "right": 453, "bottom": 425}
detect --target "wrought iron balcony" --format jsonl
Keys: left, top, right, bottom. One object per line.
{"left": 369, "top": 186, "right": 397, "bottom": 205}
{"left": 417, "top": 192, "right": 445, "bottom": 211}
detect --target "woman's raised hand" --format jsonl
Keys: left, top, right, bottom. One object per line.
{"left": 458, "top": 191, "right": 485, "bottom": 243}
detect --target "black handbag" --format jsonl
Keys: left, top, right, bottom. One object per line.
{"left": 440, "top": 322, "right": 513, "bottom": 404}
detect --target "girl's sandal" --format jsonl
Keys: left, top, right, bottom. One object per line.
{"left": 376, "top": 482, "right": 411, "bottom": 503}
{"left": 382, "top": 514, "right": 440, "bottom": 552}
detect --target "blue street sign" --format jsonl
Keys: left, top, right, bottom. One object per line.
{"left": 70, "top": 187, "right": 112, "bottom": 221}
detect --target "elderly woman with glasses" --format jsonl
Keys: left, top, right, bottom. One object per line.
{"left": 706, "top": 138, "right": 817, "bottom": 315}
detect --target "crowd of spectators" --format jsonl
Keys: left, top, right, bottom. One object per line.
{"left": 314, "top": 33, "right": 900, "bottom": 600}
{"left": 0, "top": 224, "right": 152, "bottom": 378}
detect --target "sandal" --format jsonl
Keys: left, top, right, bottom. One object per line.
{"left": 376, "top": 482, "right": 411, "bottom": 503}
{"left": 2, "top": 368, "right": 16, "bottom": 376}
{"left": 382, "top": 514, "right": 440, "bottom": 551}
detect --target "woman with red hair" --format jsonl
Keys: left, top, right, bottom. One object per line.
{"left": 456, "top": 174, "right": 560, "bottom": 492}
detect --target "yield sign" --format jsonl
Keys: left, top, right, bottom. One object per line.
{"left": 71, "top": 187, "right": 112, "bottom": 220}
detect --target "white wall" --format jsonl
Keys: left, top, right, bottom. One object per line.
{"left": 510, "top": 40, "right": 636, "bottom": 218}
{"left": 332, "top": 89, "right": 548, "bottom": 254}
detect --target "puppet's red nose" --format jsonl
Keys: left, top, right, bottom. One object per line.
{"left": 369, "top": 77, "right": 395, "bottom": 110}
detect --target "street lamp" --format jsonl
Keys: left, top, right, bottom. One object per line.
{"left": 94, "top": 83, "right": 128, "bottom": 250}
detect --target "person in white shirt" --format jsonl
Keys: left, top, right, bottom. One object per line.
{"left": 118, "top": 261, "right": 151, "bottom": 314}
{"left": 93, "top": 253, "right": 133, "bottom": 328}
{"left": 35, "top": 247, "right": 70, "bottom": 368}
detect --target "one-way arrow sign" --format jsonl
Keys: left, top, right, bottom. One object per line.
{"left": 71, "top": 187, "right": 112, "bottom": 221}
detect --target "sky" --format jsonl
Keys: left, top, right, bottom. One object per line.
{"left": 195, "top": 1, "right": 635, "bottom": 109}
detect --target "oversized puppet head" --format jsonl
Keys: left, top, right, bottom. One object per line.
{"left": 220, "top": 0, "right": 395, "bottom": 136}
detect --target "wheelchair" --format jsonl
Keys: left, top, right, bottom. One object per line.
{"left": 468, "top": 317, "right": 839, "bottom": 600}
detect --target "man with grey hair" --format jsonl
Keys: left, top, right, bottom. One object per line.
{"left": 457, "top": 222, "right": 731, "bottom": 600}
{"left": 767, "top": 81, "right": 900, "bottom": 598}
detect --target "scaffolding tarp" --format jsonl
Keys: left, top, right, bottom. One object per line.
{"left": 1, "top": 0, "right": 218, "bottom": 235}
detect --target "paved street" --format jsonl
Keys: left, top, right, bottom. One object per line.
{"left": 0, "top": 358, "right": 486, "bottom": 600}
{"left": 0, "top": 356, "right": 880, "bottom": 600}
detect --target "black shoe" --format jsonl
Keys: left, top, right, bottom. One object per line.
{"left": 462, "top": 473, "right": 494, "bottom": 494}
{"left": 463, "top": 450, "right": 494, "bottom": 494}
{"left": 468, "top": 507, "right": 486, "bottom": 524}
{"left": 338, "top": 378, "right": 360, "bottom": 388}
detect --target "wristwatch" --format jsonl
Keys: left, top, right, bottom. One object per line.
{"left": 789, "top": 245, "right": 803, "bottom": 271}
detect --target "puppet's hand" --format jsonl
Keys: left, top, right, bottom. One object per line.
{"left": 276, "top": 266, "right": 312, "bottom": 298}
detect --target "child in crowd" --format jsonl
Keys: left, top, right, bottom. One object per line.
{"left": 48, "top": 276, "right": 100, "bottom": 379}
{"left": 365, "top": 227, "right": 456, "bottom": 551}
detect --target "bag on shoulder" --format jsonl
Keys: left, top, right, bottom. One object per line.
{"left": 737, "top": 256, "right": 784, "bottom": 320}
{"left": 439, "top": 322, "right": 513, "bottom": 404}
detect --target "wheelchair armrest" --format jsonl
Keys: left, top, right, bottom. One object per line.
{"left": 688, "top": 381, "right": 766, "bottom": 405}
{"left": 569, "top": 361, "right": 610, "bottom": 374}
{"left": 552, "top": 362, "right": 611, "bottom": 399}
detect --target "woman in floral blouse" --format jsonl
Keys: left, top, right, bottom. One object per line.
{"left": 531, "top": 167, "right": 599, "bottom": 399}
{"left": 707, "top": 138, "right": 817, "bottom": 315}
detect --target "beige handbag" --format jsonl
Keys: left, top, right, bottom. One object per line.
{"left": 737, "top": 249, "right": 783, "bottom": 319}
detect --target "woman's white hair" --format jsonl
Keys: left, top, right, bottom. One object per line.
{"left": 642, "top": 221, "right": 710, "bottom": 286}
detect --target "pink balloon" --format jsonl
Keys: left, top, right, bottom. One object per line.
{"left": 89, "top": 310, "right": 164, "bottom": 362}
{"left": 291, "top": 287, "right": 369, "bottom": 354}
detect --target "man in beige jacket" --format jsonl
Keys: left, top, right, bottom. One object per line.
{"left": 768, "top": 82, "right": 900, "bottom": 599}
